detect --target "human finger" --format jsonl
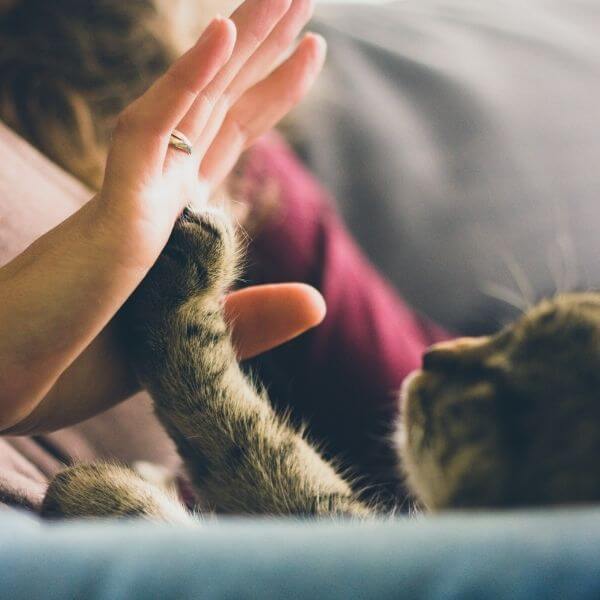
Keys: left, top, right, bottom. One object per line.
{"left": 224, "top": 283, "right": 326, "bottom": 360}
{"left": 225, "top": 0, "right": 315, "bottom": 102}
{"left": 200, "top": 33, "right": 326, "bottom": 185}
{"left": 175, "top": 0, "right": 293, "bottom": 146}
{"left": 104, "top": 17, "right": 236, "bottom": 188}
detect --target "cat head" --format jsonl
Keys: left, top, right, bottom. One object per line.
{"left": 398, "top": 292, "right": 600, "bottom": 510}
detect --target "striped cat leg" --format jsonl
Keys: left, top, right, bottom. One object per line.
{"left": 125, "top": 208, "right": 371, "bottom": 517}
{"left": 41, "top": 463, "right": 195, "bottom": 524}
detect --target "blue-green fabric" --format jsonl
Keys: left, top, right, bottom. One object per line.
{"left": 1, "top": 508, "right": 599, "bottom": 599}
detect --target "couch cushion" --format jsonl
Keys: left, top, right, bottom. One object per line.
{"left": 293, "top": 0, "right": 600, "bottom": 333}
{"left": 2, "top": 508, "right": 600, "bottom": 598}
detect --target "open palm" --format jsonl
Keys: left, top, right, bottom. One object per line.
{"left": 99, "top": 0, "right": 324, "bottom": 271}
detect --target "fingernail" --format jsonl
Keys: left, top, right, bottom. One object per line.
{"left": 310, "top": 33, "right": 327, "bottom": 51}
{"left": 197, "top": 16, "right": 224, "bottom": 45}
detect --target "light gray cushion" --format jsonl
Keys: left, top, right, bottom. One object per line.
{"left": 295, "top": 0, "right": 600, "bottom": 333}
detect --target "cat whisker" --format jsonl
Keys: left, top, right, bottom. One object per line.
{"left": 548, "top": 190, "right": 578, "bottom": 294}
{"left": 497, "top": 248, "right": 535, "bottom": 309}
{"left": 481, "top": 281, "right": 529, "bottom": 313}
{"left": 474, "top": 225, "right": 534, "bottom": 311}
{"left": 546, "top": 245, "right": 563, "bottom": 297}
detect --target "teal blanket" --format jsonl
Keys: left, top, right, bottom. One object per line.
{"left": 1, "top": 508, "right": 599, "bottom": 598}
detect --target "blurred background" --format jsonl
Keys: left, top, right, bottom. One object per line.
{"left": 186, "top": 0, "right": 600, "bottom": 335}
{"left": 285, "top": 0, "right": 600, "bottom": 334}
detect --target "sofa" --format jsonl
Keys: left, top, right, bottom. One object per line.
{"left": 1, "top": 1, "right": 600, "bottom": 597}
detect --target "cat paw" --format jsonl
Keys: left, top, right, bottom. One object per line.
{"left": 126, "top": 206, "right": 237, "bottom": 322}
{"left": 41, "top": 463, "right": 193, "bottom": 524}
{"left": 163, "top": 206, "right": 238, "bottom": 298}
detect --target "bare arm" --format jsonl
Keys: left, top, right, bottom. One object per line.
{"left": 3, "top": 281, "right": 325, "bottom": 435}
{"left": 0, "top": 0, "right": 325, "bottom": 434}
{"left": 0, "top": 197, "right": 148, "bottom": 430}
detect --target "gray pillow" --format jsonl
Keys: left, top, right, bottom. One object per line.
{"left": 293, "top": 0, "right": 600, "bottom": 333}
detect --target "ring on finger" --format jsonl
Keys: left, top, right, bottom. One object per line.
{"left": 168, "top": 129, "right": 193, "bottom": 155}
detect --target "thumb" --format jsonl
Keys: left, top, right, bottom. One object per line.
{"left": 224, "top": 283, "right": 326, "bottom": 360}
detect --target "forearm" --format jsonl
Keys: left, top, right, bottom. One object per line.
{"left": 0, "top": 196, "right": 151, "bottom": 431}
{"left": 0, "top": 200, "right": 325, "bottom": 435}
{"left": 3, "top": 322, "right": 139, "bottom": 435}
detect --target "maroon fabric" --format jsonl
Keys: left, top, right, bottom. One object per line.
{"left": 241, "top": 134, "right": 450, "bottom": 503}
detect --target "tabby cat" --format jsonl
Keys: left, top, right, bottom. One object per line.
{"left": 3, "top": 0, "right": 600, "bottom": 519}
{"left": 41, "top": 200, "right": 600, "bottom": 519}
{"left": 399, "top": 293, "right": 600, "bottom": 509}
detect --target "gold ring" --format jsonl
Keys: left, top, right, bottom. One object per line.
{"left": 169, "top": 129, "right": 193, "bottom": 155}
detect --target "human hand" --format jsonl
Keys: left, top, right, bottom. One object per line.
{"left": 0, "top": 0, "right": 326, "bottom": 432}
{"left": 97, "top": 0, "right": 325, "bottom": 273}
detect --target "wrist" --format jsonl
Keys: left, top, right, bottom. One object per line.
{"left": 88, "top": 193, "right": 173, "bottom": 275}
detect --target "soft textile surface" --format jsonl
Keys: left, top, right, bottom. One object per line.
{"left": 1, "top": 508, "right": 600, "bottom": 598}
{"left": 294, "top": 0, "right": 600, "bottom": 333}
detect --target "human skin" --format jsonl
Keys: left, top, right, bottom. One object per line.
{"left": 0, "top": 0, "right": 326, "bottom": 433}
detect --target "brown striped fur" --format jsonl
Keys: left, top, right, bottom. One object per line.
{"left": 43, "top": 205, "right": 370, "bottom": 520}
{"left": 398, "top": 295, "right": 600, "bottom": 510}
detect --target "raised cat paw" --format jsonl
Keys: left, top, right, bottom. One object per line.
{"left": 161, "top": 206, "right": 238, "bottom": 300}
{"left": 132, "top": 206, "right": 237, "bottom": 314}
{"left": 122, "top": 205, "right": 238, "bottom": 364}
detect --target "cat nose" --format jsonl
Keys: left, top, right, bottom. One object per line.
{"left": 422, "top": 337, "right": 485, "bottom": 370}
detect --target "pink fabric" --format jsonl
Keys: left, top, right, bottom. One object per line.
{"left": 241, "top": 134, "right": 450, "bottom": 502}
